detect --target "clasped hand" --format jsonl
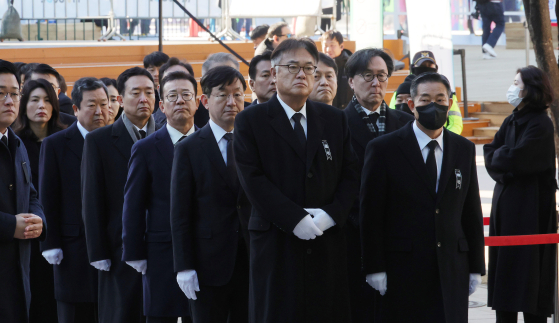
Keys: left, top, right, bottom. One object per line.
{"left": 14, "top": 213, "right": 43, "bottom": 240}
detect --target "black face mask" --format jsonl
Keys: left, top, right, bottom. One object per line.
{"left": 414, "top": 66, "right": 437, "bottom": 75}
{"left": 395, "top": 103, "right": 413, "bottom": 115}
{"left": 415, "top": 102, "right": 449, "bottom": 130}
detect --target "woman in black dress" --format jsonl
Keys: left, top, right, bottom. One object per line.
{"left": 13, "top": 78, "right": 66, "bottom": 323}
{"left": 484, "top": 66, "right": 557, "bottom": 323}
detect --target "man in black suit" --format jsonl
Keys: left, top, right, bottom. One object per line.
{"left": 81, "top": 67, "right": 158, "bottom": 323}
{"left": 360, "top": 72, "right": 485, "bottom": 323}
{"left": 122, "top": 71, "right": 197, "bottom": 323}
{"left": 24, "top": 63, "right": 77, "bottom": 126}
{"left": 0, "top": 59, "right": 46, "bottom": 322}
{"left": 234, "top": 38, "right": 359, "bottom": 323}
{"left": 343, "top": 48, "right": 414, "bottom": 322}
{"left": 171, "top": 66, "right": 251, "bottom": 323}
{"left": 248, "top": 51, "right": 276, "bottom": 106}
{"left": 39, "top": 77, "right": 110, "bottom": 323}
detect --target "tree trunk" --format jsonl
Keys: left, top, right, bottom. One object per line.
{"left": 523, "top": 0, "right": 559, "bottom": 154}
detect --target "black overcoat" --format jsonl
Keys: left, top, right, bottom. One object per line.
{"left": 38, "top": 122, "right": 98, "bottom": 302}
{"left": 484, "top": 107, "right": 557, "bottom": 316}
{"left": 360, "top": 123, "right": 486, "bottom": 323}
{"left": 233, "top": 94, "right": 360, "bottom": 323}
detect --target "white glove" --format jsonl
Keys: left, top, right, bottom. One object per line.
{"left": 126, "top": 260, "right": 147, "bottom": 275}
{"left": 293, "top": 214, "right": 323, "bottom": 240}
{"left": 305, "top": 208, "right": 336, "bottom": 232}
{"left": 366, "top": 272, "right": 387, "bottom": 296}
{"left": 177, "top": 269, "right": 200, "bottom": 300}
{"left": 90, "top": 259, "right": 111, "bottom": 271}
{"left": 42, "top": 248, "right": 63, "bottom": 265}
{"left": 469, "top": 273, "right": 482, "bottom": 296}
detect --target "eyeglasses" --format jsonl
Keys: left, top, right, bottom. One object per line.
{"left": 280, "top": 33, "right": 292, "bottom": 38}
{"left": 212, "top": 93, "right": 245, "bottom": 102}
{"left": 166, "top": 92, "right": 194, "bottom": 102}
{"left": 360, "top": 72, "right": 389, "bottom": 83}
{"left": 276, "top": 64, "right": 317, "bottom": 75}
{"left": 0, "top": 91, "right": 20, "bottom": 102}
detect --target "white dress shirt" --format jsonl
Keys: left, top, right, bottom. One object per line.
{"left": 166, "top": 123, "right": 195, "bottom": 146}
{"left": 277, "top": 94, "right": 307, "bottom": 138}
{"left": 361, "top": 106, "right": 380, "bottom": 126}
{"left": 209, "top": 119, "right": 233, "bottom": 165}
{"left": 413, "top": 120, "right": 444, "bottom": 192}
{"left": 134, "top": 123, "right": 148, "bottom": 133}
{"left": 77, "top": 121, "right": 89, "bottom": 139}
{"left": 0, "top": 128, "right": 8, "bottom": 142}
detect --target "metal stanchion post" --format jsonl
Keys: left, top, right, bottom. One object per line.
{"left": 524, "top": 21, "right": 530, "bottom": 66}
{"left": 158, "top": 0, "right": 163, "bottom": 52}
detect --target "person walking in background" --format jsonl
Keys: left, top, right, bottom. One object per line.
{"left": 477, "top": 0, "right": 504, "bottom": 59}
{"left": 484, "top": 66, "right": 557, "bottom": 323}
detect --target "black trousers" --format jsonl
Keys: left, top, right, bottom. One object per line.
{"left": 496, "top": 310, "right": 548, "bottom": 323}
{"left": 29, "top": 240, "right": 58, "bottom": 323}
{"left": 146, "top": 316, "right": 192, "bottom": 323}
{"left": 57, "top": 301, "right": 97, "bottom": 323}
{"left": 189, "top": 242, "right": 249, "bottom": 323}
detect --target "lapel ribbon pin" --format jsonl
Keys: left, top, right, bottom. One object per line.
{"left": 455, "top": 169, "right": 462, "bottom": 189}
{"left": 322, "top": 140, "right": 332, "bottom": 161}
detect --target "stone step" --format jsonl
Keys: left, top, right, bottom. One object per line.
{"left": 469, "top": 112, "right": 509, "bottom": 127}
{"left": 473, "top": 126, "right": 500, "bottom": 138}
{"left": 481, "top": 101, "right": 514, "bottom": 114}
{"left": 462, "top": 119, "right": 490, "bottom": 137}
{"left": 465, "top": 136, "right": 494, "bottom": 145}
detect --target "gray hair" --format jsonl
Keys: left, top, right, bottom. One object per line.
{"left": 201, "top": 52, "right": 240, "bottom": 76}
{"left": 71, "top": 77, "right": 109, "bottom": 109}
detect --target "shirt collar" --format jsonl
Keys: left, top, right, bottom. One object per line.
{"left": 166, "top": 123, "right": 195, "bottom": 145}
{"left": 76, "top": 121, "right": 89, "bottom": 139}
{"left": 133, "top": 123, "right": 148, "bottom": 133}
{"left": 412, "top": 120, "right": 444, "bottom": 152}
{"left": 277, "top": 94, "right": 307, "bottom": 121}
{"left": 0, "top": 128, "right": 8, "bottom": 141}
{"left": 209, "top": 119, "right": 232, "bottom": 144}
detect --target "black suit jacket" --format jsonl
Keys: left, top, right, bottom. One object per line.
{"left": 360, "top": 123, "right": 485, "bottom": 323}
{"left": 344, "top": 100, "right": 414, "bottom": 224}
{"left": 58, "top": 93, "right": 74, "bottom": 115}
{"left": 234, "top": 94, "right": 359, "bottom": 323}
{"left": 0, "top": 128, "right": 46, "bottom": 320}
{"left": 38, "top": 122, "right": 98, "bottom": 302}
{"left": 59, "top": 112, "right": 77, "bottom": 127}
{"left": 122, "top": 125, "right": 193, "bottom": 317}
{"left": 171, "top": 124, "right": 250, "bottom": 286}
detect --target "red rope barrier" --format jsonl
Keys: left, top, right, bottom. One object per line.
{"left": 483, "top": 217, "right": 490, "bottom": 226}
{"left": 485, "top": 234, "right": 559, "bottom": 246}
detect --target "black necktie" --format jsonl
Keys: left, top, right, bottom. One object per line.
{"left": 223, "top": 133, "right": 239, "bottom": 189}
{"left": 177, "top": 135, "right": 186, "bottom": 144}
{"left": 370, "top": 113, "right": 380, "bottom": 134}
{"left": 1, "top": 135, "right": 7, "bottom": 147}
{"left": 138, "top": 130, "right": 147, "bottom": 139}
{"left": 426, "top": 140, "right": 439, "bottom": 192}
{"left": 292, "top": 113, "right": 306, "bottom": 151}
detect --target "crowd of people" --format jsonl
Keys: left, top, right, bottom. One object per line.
{"left": 0, "top": 26, "right": 556, "bottom": 323}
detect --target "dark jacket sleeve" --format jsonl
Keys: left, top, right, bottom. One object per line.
{"left": 38, "top": 137, "right": 62, "bottom": 250}
{"left": 0, "top": 211, "right": 16, "bottom": 242}
{"left": 24, "top": 147, "right": 46, "bottom": 242}
{"left": 121, "top": 142, "right": 149, "bottom": 261}
{"left": 359, "top": 139, "right": 388, "bottom": 274}
{"left": 170, "top": 142, "right": 196, "bottom": 272}
{"left": 483, "top": 118, "right": 508, "bottom": 183}
{"left": 462, "top": 142, "right": 486, "bottom": 275}
{"left": 81, "top": 134, "right": 110, "bottom": 262}
{"left": 319, "top": 111, "right": 359, "bottom": 227}
{"left": 233, "top": 112, "right": 308, "bottom": 233}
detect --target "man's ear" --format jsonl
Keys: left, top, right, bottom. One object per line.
{"left": 407, "top": 98, "right": 415, "bottom": 112}
{"left": 159, "top": 101, "right": 164, "bottom": 113}
{"left": 249, "top": 79, "right": 255, "bottom": 92}
{"left": 340, "top": 43, "right": 344, "bottom": 51}
{"left": 272, "top": 35, "right": 278, "bottom": 43}
{"left": 447, "top": 98, "right": 454, "bottom": 117}
{"left": 72, "top": 104, "right": 79, "bottom": 117}
{"left": 348, "top": 77, "right": 354, "bottom": 91}
{"left": 57, "top": 88, "right": 61, "bottom": 96}
{"left": 200, "top": 94, "right": 209, "bottom": 110}
{"left": 117, "top": 95, "right": 123, "bottom": 106}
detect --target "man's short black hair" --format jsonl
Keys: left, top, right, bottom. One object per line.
{"left": 143, "top": 51, "right": 170, "bottom": 68}
{"left": 58, "top": 74, "right": 68, "bottom": 93}
{"left": 13, "top": 62, "right": 27, "bottom": 76}
{"left": 159, "top": 57, "right": 195, "bottom": 84}
{"left": 116, "top": 67, "right": 154, "bottom": 96}
{"left": 201, "top": 66, "right": 246, "bottom": 96}
{"left": 24, "top": 63, "right": 61, "bottom": 85}
{"left": 19, "top": 63, "right": 38, "bottom": 80}
{"left": 71, "top": 77, "right": 109, "bottom": 109}
{"left": 318, "top": 52, "right": 338, "bottom": 75}
{"left": 320, "top": 30, "right": 344, "bottom": 45}
{"left": 267, "top": 22, "right": 288, "bottom": 38}
{"left": 160, "top": 71, "right": 198, "bottom": 101}
{"left": 345, "top": 48, "right": 394, "bottom": 78}
{"left": 410, "top": 72, "right": 452, "bottom": 99}
{"left": 100, "top": 77, "right": 117, "bottom": 89}
{"left": 251, "top": 24, "right": 269, "bottom": 40}
{"left": 271, "top": 38, "right": 319, "bottom": 67}
{"left": 249, "top": 51, "right": 272, "bottom": 80}
{"left": 0, "top": 59, "right": 21, "bottom": 87}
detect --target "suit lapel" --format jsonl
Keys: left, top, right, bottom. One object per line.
{"left": 346, "top": 102, "right": 374, "bottom": 149}
{"left": 385, "top": 108, "right": 401, "bottom": 133}
{"left": 305, "top": 101, "right": 325, "bottom": 172}
{"left": 267, "top": 96, "right": 306, "bottom": 163}
{"left": 397, "top": 124, "right": 436, "bottom": 199}
{"left": 111, "top": 118, "right": 134, "bottom": 161}
{"left": 435, "top": 130, "right": 458, "bottom": 205}
{"left": 200, "top": 125, "right": 229, "bottom": 184}
{"left": 155, "top": 127, "right": 174, "bottom": 169}
{"left": 65, "top": 123, "right": 84, "bottom": 160}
